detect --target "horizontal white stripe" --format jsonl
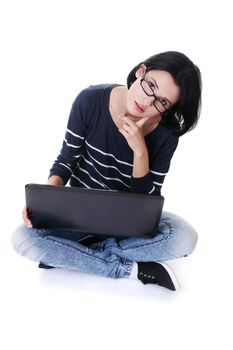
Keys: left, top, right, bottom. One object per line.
{"left": 150, "top": 169, "right": 167, "bottom": 176}
{"left": 67, "top": 128, "right": 84, "bottom": 139}
{"left": 81, "top": 155, "right": 131, "bottom": 189}
{"left": 86, "top": 150, "right": 131, "bottom": 179}
{"left": 85, "top": 140, "right": 133, "bottom": 167}
{"left": 71, "top": 175, "right": 91, "bottom": 189}
{"left": 80, "top": 155, "right": 94, "bottom": 167}
{"left": 153, "top": 181, "right": 163, "bottom": 187}
{"left": 59, "top": 162, "right": 72, "bottom": 173}
{"left": 79, "top": 167, "right": 107, "bottom": 189}
{"left": 64, "top": 138, "right": 83, "bottom": 148}
{"left": 148, "top": 185, "right": 156, "bottom": 194}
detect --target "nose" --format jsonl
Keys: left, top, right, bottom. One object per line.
{"left": 141, "top": 94, "right": 155, "bottom": 108}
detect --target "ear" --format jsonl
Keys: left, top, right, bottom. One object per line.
{"left": 135, "top": 64, "right": 147, "bottom": 79}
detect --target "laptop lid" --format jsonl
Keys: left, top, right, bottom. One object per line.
{"left": 25, "top": 183, "right": 164, "bottom": 238}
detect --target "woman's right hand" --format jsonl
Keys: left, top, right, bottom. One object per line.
{"left": 22, "top": 207, "right": 33, "bottom": 228}
{"left": 22, "top": 177, "right": 64, "bottom": 228}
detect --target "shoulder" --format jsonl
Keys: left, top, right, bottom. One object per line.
{"left": 74, "top": 84, "right": 119, "bottom": 104}
{"left": 146, "top": 124, "right": 179, "bottom": 162}
{"left": 71, "top": 84, "right": 121, "bottom": 123}
{"left": 159, "top": 125, "right": 179, "bottom": 143}
{"left": 159, "top": 126, "right": 179, "bottom": 156}
{"left": 148, "top": 124, "right": 179, "bottom": 146}
{"left": 69, "top": 84, "right": 119, "bottom": 128}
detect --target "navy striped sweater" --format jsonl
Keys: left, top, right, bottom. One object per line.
{"left": 49, "top": 84, "right": 179, "bottom": 195}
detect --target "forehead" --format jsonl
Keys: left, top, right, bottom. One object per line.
{"left": 147, "top": 69, "right": 180, "bottom": 103}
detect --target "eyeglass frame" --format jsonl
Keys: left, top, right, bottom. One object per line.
{"left": 140, "top": 73, "right": 169, "bottom": 116}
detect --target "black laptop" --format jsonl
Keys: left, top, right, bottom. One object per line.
{"left": 25, "top": 183, "right": 164, "bottom": 238}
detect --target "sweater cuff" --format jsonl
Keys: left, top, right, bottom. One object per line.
{"left": 130, "top": 173, "right": 154, "bottom": 194}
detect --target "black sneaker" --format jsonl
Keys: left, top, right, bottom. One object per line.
{"left": 137, "top": 262, "right": 180, "bottom": 291}
{"left": 38, "top": 262, "right": 55, "bottom": 269}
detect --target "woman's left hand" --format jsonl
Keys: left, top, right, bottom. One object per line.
{"left": 118, "top": 116, "right": 150, "bottom": 156}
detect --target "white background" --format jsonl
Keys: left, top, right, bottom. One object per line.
{"left": 1, "top": 0, "right": 232, "bottom": 349}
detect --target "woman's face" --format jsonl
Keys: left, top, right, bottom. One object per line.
{"left": 126, "top": 65, "right": 180, "bottom": 120}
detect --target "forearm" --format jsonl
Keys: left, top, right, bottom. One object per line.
{"left": 47, "top": 175, "right": 64, "bottom": 186}
{"left": 132, "top": 149, "right": 149, "bottom": 178}
{"left": 131, "top": 149, "right": 157, "bottom": 194}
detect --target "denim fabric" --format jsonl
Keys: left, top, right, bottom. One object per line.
{"left": 11, "top": 211, "right": 198, "bottom": 279}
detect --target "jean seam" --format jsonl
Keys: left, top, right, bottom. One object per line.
{"left": 45, "top": 235, "right": 119, "bottom": 265}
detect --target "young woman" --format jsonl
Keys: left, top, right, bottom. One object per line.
{"left": 12, "top": 51, "right": 202, "bottom": 291}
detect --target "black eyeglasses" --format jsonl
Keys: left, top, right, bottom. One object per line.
{"left": 140, "top": 73, "right": 168, "bottom": 116}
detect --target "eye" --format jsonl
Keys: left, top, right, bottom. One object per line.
{"left": 159, "top": 98, "right": 167, "bottom": 107}
{"left": 148, "top": 81, "right": 155, "bottom": 90}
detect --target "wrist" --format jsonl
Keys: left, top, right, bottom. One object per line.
{"left": 133, "top": 147, "right": 148, "bottom": 159}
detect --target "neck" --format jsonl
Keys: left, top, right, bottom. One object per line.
{"left": 114, "top": 86, "right": 128, "bottom": 115}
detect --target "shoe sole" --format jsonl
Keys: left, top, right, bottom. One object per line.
{"left": 159, "top": 261, "right": 180, "bottom": 291}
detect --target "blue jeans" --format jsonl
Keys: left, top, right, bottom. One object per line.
{"left": 11, "top": 211, "right": 198, "bottom": 278}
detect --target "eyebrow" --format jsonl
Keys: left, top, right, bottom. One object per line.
{"left": 150, "top": 77, "right": 172, "bottom": 106}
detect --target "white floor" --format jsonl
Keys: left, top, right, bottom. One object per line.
{"left": 1, "top": 208, "right": 232, "bottom": 350}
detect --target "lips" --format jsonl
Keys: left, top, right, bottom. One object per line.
{"left": 135, "top": 101, "right": 144, "bottom": 113}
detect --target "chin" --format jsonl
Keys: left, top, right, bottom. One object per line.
{"left": 127, "top": 113, "right": 142, "bottom": 120}
{"left": 128, "top": 107, "right": 142, "bottom": 119}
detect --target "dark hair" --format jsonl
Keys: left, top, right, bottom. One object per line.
{"left": 127, "top": 51, "right": 202, "bottom": 136}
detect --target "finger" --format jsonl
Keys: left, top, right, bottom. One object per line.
{"left": 22, "top": 207, "right": 33, "bottom": 228}
{"left": 22, "top": 207, "right": 27, "bottom": 220}
{"left": 121, "top": 118, "right": 139, "bottom": 133}
{"left": 136, "top": 117, "right": 150, "bottom": 127}
{"left": 22, "top": 207, "right": 29, "bottom": 219}
{"left": 25, "top": 218, "right": 33, "bottom": 228}
{"left": 122, "top": 122, "right": 133, "bottom": 133}
{"left": 118, "top": 128, "right": 129, "bottom": 139}
{"left": 121, "top": 116, "right": 136, "bottom": 127}
{"left": 24, "top": 217, "right": 33, "bottom": 228}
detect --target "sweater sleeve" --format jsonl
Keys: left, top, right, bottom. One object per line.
{"left": 49, "top": 90, "right": 89, "bottom": 185}
{"left": 130, "top": 132, "right": 179, "bottom": 195}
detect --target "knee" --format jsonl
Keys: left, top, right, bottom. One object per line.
{"left": 11, "top": 224, "right": 41, "bottom": 260}
{"left": 11, "top": 224, "right": 27, "bottom": 254}
{"left": 161, "top": 212, "right": 198, "bottom": 258}
{"left": 177, "top": 223, "right": 198, "bottom": 256}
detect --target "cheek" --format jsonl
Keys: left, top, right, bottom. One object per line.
{"left": 128, "top": 83, "right": 141, "bottom": 102}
